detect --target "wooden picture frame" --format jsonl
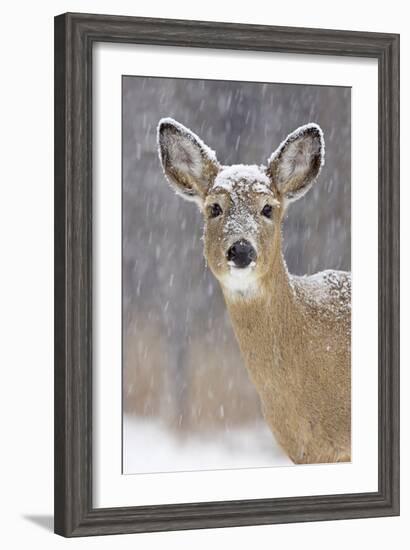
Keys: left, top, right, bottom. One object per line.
{"left": 54, "top": 12, "right": 400, "bottom": 537}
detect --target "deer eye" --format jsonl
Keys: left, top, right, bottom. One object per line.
{"left": 209, "top": 203, "right": 223, "bottom": 218}
{"left": 261, "top": 204, "right": 273, "bottom": 218}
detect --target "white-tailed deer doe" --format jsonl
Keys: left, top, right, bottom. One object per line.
{"left": 157, "top": 118, "right": 351, "bottom": 464}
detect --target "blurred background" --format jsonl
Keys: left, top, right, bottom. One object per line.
{"left": 122, "top": 76, "right": 351, "bottom": 474}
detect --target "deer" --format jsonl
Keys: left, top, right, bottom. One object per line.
{"left": 157, "top": 117, "right": 351, "bottom": 464}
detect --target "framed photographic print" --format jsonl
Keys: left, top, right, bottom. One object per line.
{"left": 54, "top": 12, "right": 400, "bottom": 537}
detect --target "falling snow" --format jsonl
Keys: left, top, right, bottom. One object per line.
{"left": 122, "top": 75, "right": 351, "bottom": 474}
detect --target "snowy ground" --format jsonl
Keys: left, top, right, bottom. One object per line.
{"left": 123, "top": 414, "right": 293, "bottom": 474}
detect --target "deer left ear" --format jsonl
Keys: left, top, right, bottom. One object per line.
{"left": 157, "top": 118, "right": 220, "bottom": 207}
{"left": 267, "top": 123, "right": 325, "bottom": 203}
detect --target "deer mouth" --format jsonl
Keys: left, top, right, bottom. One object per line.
{"left": 222, "top": 260, "right": 259, "bottom": 295}
{"left": 227, "top": 260, "right": 257, "bottom": 272}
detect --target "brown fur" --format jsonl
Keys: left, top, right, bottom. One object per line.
{"left": 157, "top": 119, "right": 351, "bottom": 464}
{"left": 222, "top": 212, "right": 351, "bottom": 464}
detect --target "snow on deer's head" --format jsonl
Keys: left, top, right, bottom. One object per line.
{"left": 157, "top": 118, "right": 324, "bottom": 296}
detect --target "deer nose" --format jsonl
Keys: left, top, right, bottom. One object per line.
{"left": 227, "top": 240, "right": 257, "bottom": 268}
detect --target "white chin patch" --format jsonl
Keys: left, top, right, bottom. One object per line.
{"left": 222, "top": 264, "right": 259, "bottom": 296}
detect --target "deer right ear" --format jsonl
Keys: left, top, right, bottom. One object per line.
{"left": 157, "top": 118, "right": 220, "bottom": 207}
{"left": 267, "top": 123, "right": 325, "bottom": 204}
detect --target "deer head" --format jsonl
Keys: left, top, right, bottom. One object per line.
{"left": 157, "top": 118, "right": 324, "bottom": 296}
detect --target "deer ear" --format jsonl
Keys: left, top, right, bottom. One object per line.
{"left": 157, "top": 118, "right": 220, "bottom": 206}
{"left": 267, "top": 124, "right": 324, "bottom": 203}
